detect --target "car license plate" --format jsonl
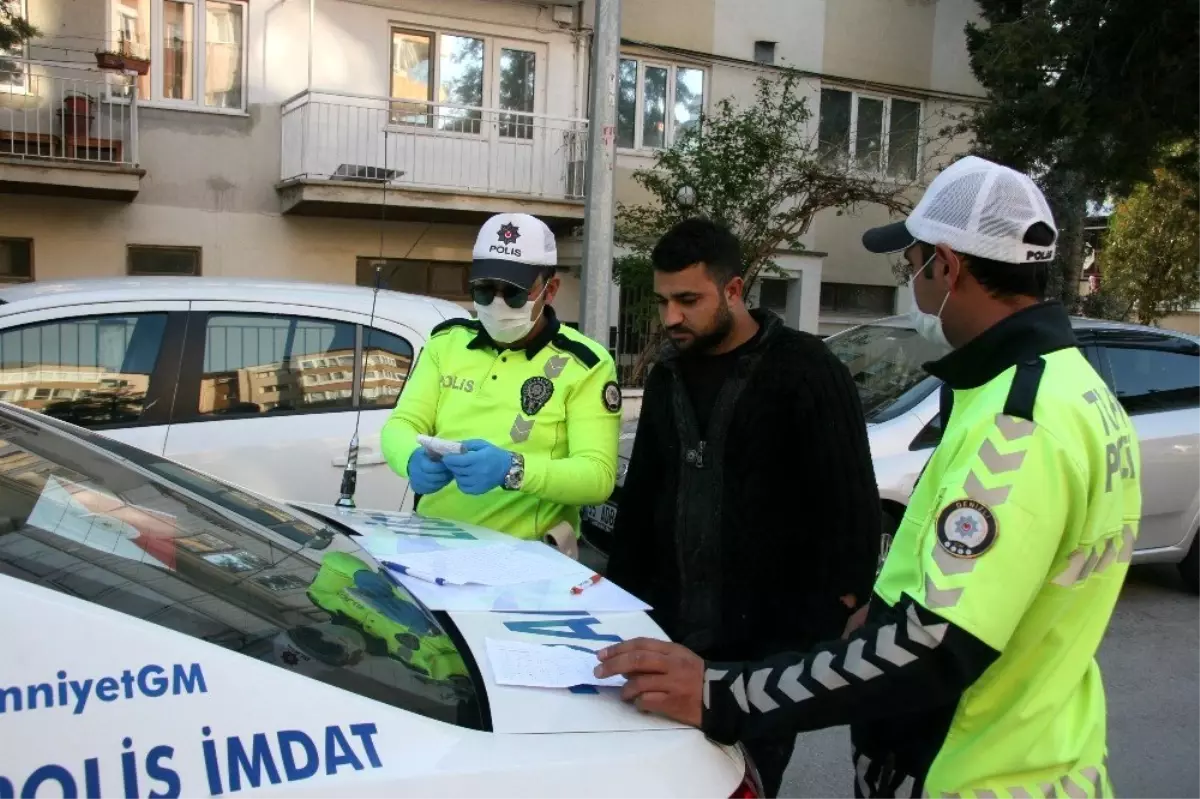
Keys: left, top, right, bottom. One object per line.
{"left": 583, "top": 502, "right": 618, "bottom": 533}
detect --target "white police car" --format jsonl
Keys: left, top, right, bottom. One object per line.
{"left": 0, "top": 404, "right": 760, "bottom": 798}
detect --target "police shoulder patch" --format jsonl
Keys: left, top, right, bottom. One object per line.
{"left": 602, "top": 381, "right": 622, "bottom": 413}
{"left": 936, "top": 499, "right": 998, "bottom": 558}
{"left": 520, "top": 376, "right": 554, "bottom": 416}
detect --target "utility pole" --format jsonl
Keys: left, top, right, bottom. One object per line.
{"left": 578, "top": 0, "right": 620, "bottom": 348}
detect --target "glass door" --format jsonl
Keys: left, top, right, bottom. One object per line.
{"left": 490, "top": 41, "right": 545, "bottom": 195}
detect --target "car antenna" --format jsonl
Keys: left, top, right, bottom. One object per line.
{"left": 335, "top": 129, "right": 391, "bottom": 509}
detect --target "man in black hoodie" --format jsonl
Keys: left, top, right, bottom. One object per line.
{"left": 605, "top": 217, "right": 881, "bottom": 796}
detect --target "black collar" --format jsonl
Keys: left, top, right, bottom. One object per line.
{"left": 925, "top": 301, "right": 1079, "bottom": 390}
{"left": 468, "top": 304, "right": 562, "bottom": 359}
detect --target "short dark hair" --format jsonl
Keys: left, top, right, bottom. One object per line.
{"left": 651, "top": 218, "right": 743, "bottom": 285}
{"left": 919, "top": 221, "right": 1056, "bottom": 300}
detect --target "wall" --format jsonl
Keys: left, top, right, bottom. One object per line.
{"left": 619, "top": 0, "right": 715, "bottom": 53}
{"left": 710, "top": 0, "right": 823, "bottom": 70}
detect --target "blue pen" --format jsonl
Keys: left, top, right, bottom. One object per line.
{"left": 380, "top": 559, "right": 450, "bottom": 586}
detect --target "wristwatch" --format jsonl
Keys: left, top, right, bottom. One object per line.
{"left": 502, "top": 452, "right": 525, "bottom": 491}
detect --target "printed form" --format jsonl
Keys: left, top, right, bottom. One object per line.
{"left": 485, "top": 638, "right": 626, "bottom": 689}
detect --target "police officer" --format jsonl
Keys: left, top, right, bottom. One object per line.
{"left": 592, "top": 157, "right": 1142, "bottom": 798}
{"left": 381, "top": 213, "right": 622, "bottom": 546}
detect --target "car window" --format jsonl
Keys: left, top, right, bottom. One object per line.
{"left": 1104, "top": 344, "right": 1200, "bottom": 415}
{"left": 0, "top": 410, "right": 486, "bottom": 730}
{"left": 0, "top": 314, "right": 168, "bottom": 428}
{"left": 199, "top": 314, "right": 357, "bottom": 416}
{"left": 361, "top": 328, "right": 414, "bottom": 409}
{"left": 823, "top": 323, "right": 945, "bottom": 423}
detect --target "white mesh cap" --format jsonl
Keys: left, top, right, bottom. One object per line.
{"left": 470, "top": 212, "right": 558, "bottom": 290}
{"left": 863, "top": 156, "right": 1057, "bottom": 265}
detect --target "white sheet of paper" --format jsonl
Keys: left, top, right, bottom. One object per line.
{"left": 387, "top": 543, "right": 592, "bottom": 586}
{"left": 485, "top": 638, "right": 625, "bottom": 689}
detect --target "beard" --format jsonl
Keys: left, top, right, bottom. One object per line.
{"left": 667, "top": 299, "right": 735, "bottom": 356}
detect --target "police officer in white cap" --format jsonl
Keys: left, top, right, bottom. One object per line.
{"left": 381, "top": 213, "right": 622, "bottom": 552}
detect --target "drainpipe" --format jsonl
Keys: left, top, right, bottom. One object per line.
{"left": 308, "top": 0, "right": 315, "bottom": 91}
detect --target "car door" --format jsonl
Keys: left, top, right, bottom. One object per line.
{"left": 161, "top": 302, "right": 422, "bottom": 511}
{"left": 0, "top": 302, "right": 187, "bottom": 454}
{"left": 1093, "top": 331, "right": 1200, "bottom": 551}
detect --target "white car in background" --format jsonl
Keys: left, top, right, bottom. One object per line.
{"left": 583, "top": 316, "right": 1200, "bottom": 593}
{"left": 0, "top": 404, "right": 759, "bottom": 797}
{"left": 0, "top": 278, "right": 469, "bottom": 511}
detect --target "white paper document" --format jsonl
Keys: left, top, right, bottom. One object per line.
{"left": 485, "top": 638, "right": 626, "bottom": 689}
{"left": 384, "top": 542, "right": 592, "bottom": 586}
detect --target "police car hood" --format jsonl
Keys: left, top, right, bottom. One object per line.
{"left": 298, "top": 502, "right": 690, "bottom": 736}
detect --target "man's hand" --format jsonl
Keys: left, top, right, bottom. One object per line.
{"left": 407, "top": 448, "right": 453, "bottom": 495}
{"left": 442, "top": 439, "right": 514, "bottom": 495}
{"left": 594, "top": 638, "right": 704, "bottom": 727}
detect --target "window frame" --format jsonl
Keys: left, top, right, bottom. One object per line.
{"left": 0, "top": 0, "right": 30, "bottom": 95}
{"left": 105, "top": 0, "right": 249, "bottom": 114}
{"left": 127, "top": 244, "right": 203, "bottom": 276}
{"left": 616, "top": 55, "right": 707, "bottom": 153}
{"left": 357, "top": 256, "right": 471, "bottom": 302}
{"left": 818, "top": 281, "right": 897, "bottom": 317}
{"left": 0, "top": 309, "right": 189, "bottom": 430}
{"left": 171, "top": 310, "right": 416, "bottom": 424}
{"left": 0, "top": 236, "right": 34, "bottom": 283}
{"left": 386, "top": 25, "right": 545, "bottom": 137}
{"left": 818, "top": 86, "right": 924, "bottom": 181}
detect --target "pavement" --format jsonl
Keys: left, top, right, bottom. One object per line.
{"left": 779, "top": 563, "right": 1200, "bottom": 799}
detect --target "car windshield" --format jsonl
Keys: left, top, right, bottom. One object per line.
{"left": 824, "top": 322, "right": 945, "bottom": 423}
{"left": 0, "top": 405, "right": 487, "bottom": 731}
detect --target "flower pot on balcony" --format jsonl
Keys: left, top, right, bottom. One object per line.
{"left": 94, "top": 50, "right": 151, "bottom": 75}
{"left": 60, "top": 92, "right": 94, "bottom": 138}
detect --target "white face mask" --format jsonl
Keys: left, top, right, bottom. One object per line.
{"left": 907, "top": 252, "right": 951, "bottom": 349}
{"left": 474, "top": 285, "right": 547, "bottom": 344}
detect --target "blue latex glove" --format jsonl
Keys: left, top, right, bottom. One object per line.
{"left": 407, "top": 448, "right": 453, "bottom": 495}
{"left": 442, "top": 439, "right": 514, "bottom": 496}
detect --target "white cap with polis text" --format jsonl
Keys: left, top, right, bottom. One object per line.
{"left": 470, "top": 213, "right": 558, "bottom": 291}
{"left": 862, "top": 156, "right": 1057, "bottom": 265}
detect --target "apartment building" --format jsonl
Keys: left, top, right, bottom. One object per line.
{"left": 0, "top": 0, "right": 984, "bottom": 341}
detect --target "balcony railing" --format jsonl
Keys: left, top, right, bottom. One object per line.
{"left": 281, "top": 90, "right": 588, "bottom": 201}
{"left": 0, "top": 62, "right": 139, "bottom": 169}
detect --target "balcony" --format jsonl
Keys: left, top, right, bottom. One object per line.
{"left": 0, "top": 64, "right": 143, "bottom": 201}
{"left": 278, "top": 91, "right": 588, "bottom": 228}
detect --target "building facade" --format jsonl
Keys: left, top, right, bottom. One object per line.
{"left": 0, "top": 0, "right": 984, "bottom": 345}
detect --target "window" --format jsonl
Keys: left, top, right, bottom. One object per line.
{"left": 753, "top": 41, "right": 776, "bottom": 65}
{"left": 0, "top": 238, "right": 33, "bottom": 283}
{"left": 0, "top": 314, "right": 168, "bottom": 428}
{"left": 128, "top": 245, "right": 201, "bottom": 276}
{"left": 820, "top": 282, "right": 896, "bottom": 316}
{"left": 1103, "top": 343, "right": 1200, "bottom": 415}
{"left": 0, "top": 416, "right": 485, "bottom": 730}
{"left": 109, "top": 0, "right": 247, "bottom": 111}
{"left": 0, "top": 0, "right": 28, "bottom": 93}
{"left": 825, "top": 323, "right": 944, "bottom": 424}
{"left": 616, "top": 57, "right": 704, "bottom": 150}
{"left": 819, "top": 88, "right": 921, "bottom": 179}
{"left": 199, "top": 315, "right": 357, "bottom": 416}
{"left": 361, "top": 329, "right": 414, "bottom": 409}
{"left": 357, "top": 257, "right": 470, "bottom": 302}
{"left": 389, "top": 28, "right": 540, "bottom": 138}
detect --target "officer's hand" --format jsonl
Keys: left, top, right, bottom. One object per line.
{"left": 407, "top": 448, "right": 453, "bottom": 495}
{"left": 442, "top": 439, "right": 514, "bottom": 495}
{"left": 594, "top": 638, "right": 703, "bottom": 727}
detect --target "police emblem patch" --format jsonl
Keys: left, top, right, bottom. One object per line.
{"left": 936, "top": 499, "right": 998, "bottom": 558}
{"left": 603, "top": 381, "right": 622, "bottom": 413}
{"left": 520, "top": 376, "right": 554, "bottom": 416}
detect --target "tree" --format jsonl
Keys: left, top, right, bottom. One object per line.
{"left": 613, "top": 68, "right": 953, "bottom": 380}
{"left": 962, "top": 0, "right": 1200, "bottom": 306}
{"left": 1096, "top": 146, "right": 1200, "bottom": 327}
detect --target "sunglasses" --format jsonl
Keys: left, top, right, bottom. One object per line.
{"left": 471, "top": 283, "right": 538, "bottom": 309}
